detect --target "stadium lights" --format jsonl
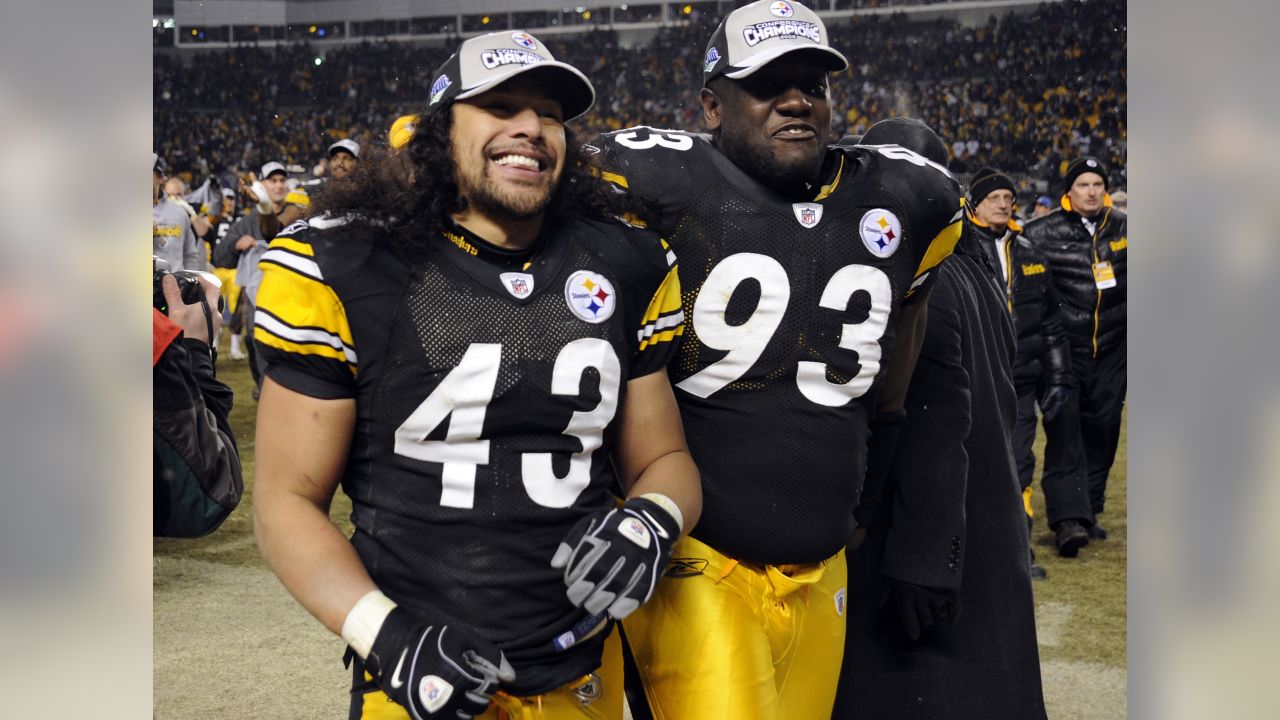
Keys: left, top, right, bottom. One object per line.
{"left": 481, "top": 16, "right": 491, "bottom": 25}
{"left": 309, "top": 25, "right": 317, "bottom": 33}
{"left": 583, "top": 10, "right": 592, "bottom": 20}
{"left": 163, "top": 19, "right": 175, "bottom": 29}
{"left": 575, "top": 5, "right": 585, "bottom": 11}
{"left": 314, "top": 57, "right": 323, "bottom": 65}
{"left": 153, "top": 19, "right": 159, "bottom": 28}
{"left": 620, "top": 4, "right": 628, "bottom": 10}
{"left": 191, "top": 28, "right": 198, "bottom": 36}
{"left": 682, "top": 5, "right": 693, "bottom": 15}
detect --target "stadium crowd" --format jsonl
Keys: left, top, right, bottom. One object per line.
{"left": 154, "top": 0, "right": 1124, "bottom": 193}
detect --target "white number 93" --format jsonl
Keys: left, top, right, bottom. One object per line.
{"left": 675, "top": 253, "right": 891, "bottom": 407}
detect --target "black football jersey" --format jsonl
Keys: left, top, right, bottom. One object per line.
{"left": 595, "top": 128, "right": 962, "bottom": 564}
{"left": 253, "top": 214, "right": 683, "bottom": 695}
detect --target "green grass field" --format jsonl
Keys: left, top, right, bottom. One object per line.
{"left": 154, "top": 338, "right": 1127, "bottom": 718}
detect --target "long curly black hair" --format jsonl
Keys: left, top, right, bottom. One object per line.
{"left": 310, "top": 102, "right": 645, "bottom": 262}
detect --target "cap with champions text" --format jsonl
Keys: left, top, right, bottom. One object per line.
{"left": 702, "top": 0, "right": 848, "bottom": 85}
{"left": 426, "top": 30, "right": 595, "bottom": 121}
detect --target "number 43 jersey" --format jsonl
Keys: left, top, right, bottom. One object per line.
{"left": 595, "top": 128, "right": 962, "bottom": 565}
{"left": 253, "top": 215, "right": 683, "bottom": 695}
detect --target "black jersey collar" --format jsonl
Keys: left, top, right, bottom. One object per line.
{"left": 435, "top": 219, "right": 570, "bottom": 303}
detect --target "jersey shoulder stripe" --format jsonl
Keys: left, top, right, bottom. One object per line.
{"left": 254, "top": 226, "right": 359, "bottom": 389}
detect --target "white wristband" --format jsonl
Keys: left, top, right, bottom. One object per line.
{"left": 341, "top": 590, "right": 397, "bottom": 660}
{"left": 638, "top": 492, "right": 684, "bottom": 535}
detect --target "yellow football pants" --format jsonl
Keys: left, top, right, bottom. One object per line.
{"left": 354, "top": 628, "right": 624, "bottom": 720}
{"left": 622, "top": 535, "right": 848, "bottom": 720}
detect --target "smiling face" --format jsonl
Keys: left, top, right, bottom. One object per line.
{"left": 449, "top": 78, "right": 566, "bottom": 223}
{"left": 702, "top": 54, "right": 833, "bottom": 197}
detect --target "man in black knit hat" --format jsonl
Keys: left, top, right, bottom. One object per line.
{"left": 968, "top": 166, "right": 1096, "bottom": 563}
{"left": 1023, "top": 157, "right": 1128, "bottom": 538}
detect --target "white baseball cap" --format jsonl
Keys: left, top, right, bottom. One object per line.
{"left": 328, "top": 138, "right": 360, "bottom": 159}
{"left": 260, "top": 161, "right": 287, "bottom": 178}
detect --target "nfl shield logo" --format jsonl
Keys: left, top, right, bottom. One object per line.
{"left": 792, "top": 202, "right": 823, "bottom": 228}
{"left": 500, "top": 272, "right": 534, "bottom": 299}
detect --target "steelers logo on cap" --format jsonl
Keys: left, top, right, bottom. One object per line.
{"left": 511, "top": 31, "right": 538, "bottom": 50}
{"left": 564, "top": 270, "right": 616, "bottom": 323}
{"left": 770, "top": 1, "right": 795, "bottom": 17}
{"left": 859, "top": 209, "right": 903, "bottom": 258}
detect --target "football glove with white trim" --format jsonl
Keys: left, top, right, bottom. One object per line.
{"left": 366, "top": 608, "right": 515, "bottom": 720}
{"left": 551, "top": 496, "right": 681, "bottom": 620}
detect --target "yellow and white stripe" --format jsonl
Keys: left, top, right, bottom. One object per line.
{"left": 637, "top": 258, "right": 684, "bottom": 353}
{"left": 254, "top": 235, "right": 357, "bottom": 374}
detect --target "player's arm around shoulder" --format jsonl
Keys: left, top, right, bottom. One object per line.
{"left": 590, "top": 126, "right": 708, "bottom": 223}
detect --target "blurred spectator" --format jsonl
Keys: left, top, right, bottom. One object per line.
{"left": 327, "top": 138, "right": 360, "bottom": 180}
{"left": 1111, "top": 189, "right": 1127, "bottom": 212}
{"left": 210, "top": 187, "right": 247, "bottom": 360}
{"left": 153, "top": 154, "right": 203, "bottom": 271}
{"left": 1032, "top": 195, "right": 1054, "bottom": 218}
{"left": 1023, "top": 156, "right": 1128, "bottom": 539}
{"left": 152, "top": 1, "right": 1124, "bottom": 188}
{"left": 153, "top": 271, "right": 243, "bottom": 537}
{"left": 212, "top": 161, "right": 288, "bottom": 395}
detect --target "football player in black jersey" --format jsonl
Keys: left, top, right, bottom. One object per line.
{"left": 251, "top": 32, "right": 701, "bottom": 720}
{"left": 590, "top": 2, "right": 963, "bottom": 718}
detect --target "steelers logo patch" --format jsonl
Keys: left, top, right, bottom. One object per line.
{"left": 564, "top": 270, "right": 616, "bottom": 323}
{"left": 770, "top": 1, "right": 795, "bottom": 18}
{"left": 510, "top": 31, "right": 538, "bottom": 50}
{"left": 859, "top": 209, "right": 902, "bottom": 258}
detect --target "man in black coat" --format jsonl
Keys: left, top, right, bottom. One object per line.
{"left": 836, "top": 122, "right": 1045, "bottom": 719}
{"left": 1023, "top": 157, "right": 1128, "bottom": 537}
{"left": 968, "top": 167, "right": 1096, "bottom": 562}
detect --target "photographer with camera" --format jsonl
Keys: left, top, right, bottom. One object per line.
{"left": 153, "top": 260, "right": 243, "bottom": 537}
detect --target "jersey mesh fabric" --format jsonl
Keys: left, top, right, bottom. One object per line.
{"left": 597, "top": 132, "right": 955, "bottom": 566}
{"left": 300, "top": 221, "right": 673, "bottom": 697}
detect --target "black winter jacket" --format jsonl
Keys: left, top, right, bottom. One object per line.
{"left": 1023, "top": 205, "right": 1128, "bottom": 359}
{"left": 971, "top": 218, "right": 1072, "bottom": 395}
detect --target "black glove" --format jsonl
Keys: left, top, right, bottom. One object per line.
{"left": 367, "top": 607, "right": 515, "bottom": 719}
{"left": 551, "top": 496, "right": 681, "bottom": 620}
{"left": 1039, "top": 384, "right": 1070, "bottom": 423}
{"left": 881, "top": 577, "right": 960, "bottom": 641}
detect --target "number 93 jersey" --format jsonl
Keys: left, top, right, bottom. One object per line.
{"left": 253, "top": 214, "right": 683, "bottom": 695}
{"left": 594, "top": 127, "right": 962, "bottom": 565}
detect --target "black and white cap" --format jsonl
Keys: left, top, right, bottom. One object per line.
{"left": 702, "top": 0, "right": 848, "bottom": 84}
{"left": 328, "top": 138, "right": 360, "bottom": 158}
{"left": 426, "top": 31, "right": 595, "bottom": 121}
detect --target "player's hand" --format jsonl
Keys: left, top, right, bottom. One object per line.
{"left": 551, "top": 496, "right": 681, "bottom": 620}
{"left": 235, "top": 235, "right": 256, "bottom": 251}
{"left": 247, "top": 180, "right": 275, "bottom": 215}
{"left": 1039, "top": 384, "right": 1070, "bottom": 423}
{"left": 881, "top": 577, "right": 959, "bottom": 641}
{"left": 367, "top": 608, "right": 515, "bottom": 720}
